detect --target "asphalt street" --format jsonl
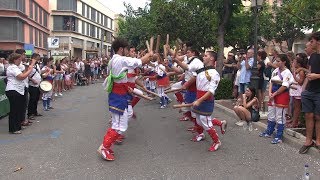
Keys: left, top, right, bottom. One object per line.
{"left": 0, "top": 83, "right": 319, "bottom": 180}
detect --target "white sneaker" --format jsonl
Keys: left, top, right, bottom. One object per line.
{"left": 191, "top": 133, "right": 205, "bottom": 142}
{"left": 59, "top": 93, "right": 63, "bottom": 96}
{"left": 235, "top": 121, "right": 244, "bottom": 126}
{"left": 54, "top": 93, "right": 58, "bottom": 97}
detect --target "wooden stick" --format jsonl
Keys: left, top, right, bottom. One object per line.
{"left": 155, "top": 35, "right": 161, "bottom": 53}
{"left": 150, "top": 36, "right": 154, "bottom": 51}
{"left": 165, "top": 88, "right": 182, "bottom": 94}
{"left": 138, "top": 87, "right": 160, "bottom": 97}
{"left": 132, "top": 90, "right": 153, "bottom": 101}
{"left": 146, "top": 40, "right": 150, "bottom": 52}
{"left": 163, "top": 45, "right": 168, "bottom": 58}
{"left": 166, "top": 34, "right": 169, "bottom": 45}
{"left": 173, "top": 103, "right": 193, "bottom": 109}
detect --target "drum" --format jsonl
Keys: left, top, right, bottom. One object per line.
{"left": 39, "top": 81, "right": 53, "bottom": 92}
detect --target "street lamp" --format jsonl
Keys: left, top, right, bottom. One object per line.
{"left": 250, "top": 0, "right": 263, "bottom": 91}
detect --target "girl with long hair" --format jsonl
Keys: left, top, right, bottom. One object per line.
{"left": 259, "top": 54, "right": 293, "bottom": 144}
{"left": 233, "top": 87, "right": 259, "bottom": 131}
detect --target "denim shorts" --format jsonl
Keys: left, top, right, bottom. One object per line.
{"left": 239, "top": 83, "right": 249, "bottom": 94}
{"left": 54, "top": 74, "right": 63, "bottom": 81}
{"left": 301, "top": 90, "right": 320, "bottom": 115}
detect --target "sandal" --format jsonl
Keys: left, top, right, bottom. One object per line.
{"left": 285, "top": 114, "right": 292, "bottom": 120}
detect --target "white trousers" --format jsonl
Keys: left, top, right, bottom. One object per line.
{"left": 127, "top": 105, "right": 133, "bottom": 120}
{"left": 149, "top": 81, "right": 156, "bottom": 90}
{"left": 268, "top": 101, "right": 287, "bottom": 125}
{"left": 196, "top": 114, "right": 213, "bottom": 130}
{"left": 111, "top": 109, "right": 128, "bottom": 133}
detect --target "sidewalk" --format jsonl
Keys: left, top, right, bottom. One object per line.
{"left": 215, "top": 99, "right": 319, "bottom": 156}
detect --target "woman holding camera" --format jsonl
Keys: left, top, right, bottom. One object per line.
{"left": 5, "top": 53, "right": 37, "bottom": 134}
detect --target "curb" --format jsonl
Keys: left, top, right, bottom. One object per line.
{"left": 215, "top": 102, "right": 319, "bottom": 156}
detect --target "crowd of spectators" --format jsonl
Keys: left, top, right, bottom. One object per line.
{"left": 1, "top": 49, "right": 110, "bottom": 134}
{"left": 226, "top": 31, "right": 320, "bottom": 153}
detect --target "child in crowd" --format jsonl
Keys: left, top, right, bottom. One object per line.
{"left": 287, "top": 53, "right": 308, "bottom": 128}
{"left": 41, "top": 57, "right": 54, "bottom": 111}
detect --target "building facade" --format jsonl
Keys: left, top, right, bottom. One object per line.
{"left": 0, "top": 0, "right": 50, "bottom": 57}
{"left": 49, "top": 0, "right": 115, "bottom": 59}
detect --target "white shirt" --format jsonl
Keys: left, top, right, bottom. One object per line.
{"left": 19, "top": 63, "right": 29, "bottom": 88}
{"left": 196, "top": 68, "right": 220, "bottom": 95}
{"left": 5, "top": 64, "right": 26, "bottom": 95}
{"left": 263, "top": 57, "right": 271, "bottom": 81}
{"left": 0, "top": 63, "right": 4, "bottom": 74}
{"left": 75, "top": 61, "right": 84, "bottom": 71}
{"left": 110, "top": 54, "right": 142, "bottom": 84}
{"left": 185, "top": 57, "right": 204, "bottom": 81}
{"left": 156, "top": 64, "right": 166, "bottom": 77}
{"left": 28, "top": 64, "right": 42, "bottom": 87}
{"left": 270, "top": 68, "right": 293, "bottom": 88}
{"left": 127, "top": 68, "right": 137, "bottom": 83}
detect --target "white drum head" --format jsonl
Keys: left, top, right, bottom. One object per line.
{"left": 40, "top": 81, "right": 52, "bottom": 92}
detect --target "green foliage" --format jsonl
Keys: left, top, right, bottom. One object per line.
{"left": 215, "top": 78, "right": 233, "bottom": 100}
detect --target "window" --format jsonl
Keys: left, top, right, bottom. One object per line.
{"left": 43, "top": 33, "right": 48, "bottom": 49}
{"left": 86, "top": 23, "right": 89, "bottom": 36}
{"left": 39, "top": 8, "right": 42, "bottom": 25}
{"left": 90, "top": 24, "right": 94, "bottom": 37}
{"left": 17, "top": 20, "right": 24, "bottom": 42}
{"left": 39, "top": 31, "right": 42, "bottom": 48}
{"left": 29, "top": 1, "right": 33, "bottom": 19}
{"left": 0, "top": 0, "right": 16, "bottom": 9}
{"left": 16, "top": 0, "right": 25, "bottom": 13}
{"left": 34, "top": 4, "right": 38, "bottom": 22}
{"left": 35, "top": 29, "right": 38, "bottom": 46}
{"left": 82, "top": 21, "right": 85, "bottom": 35}
{"left": 97, "top": 12, "right": 100, "bottom": 23}
{"left": 43, "top": 12, "right": 48, "bottom": 27}
{"left": 87, "top": 6, "right": 90, "bottom": 19}
{"left": 53, "top": 16, "right": 63, "bottom": 30}
{"left": 57, "top": 0, "right": 77, "bottom": 11}
{"left": 29, "top": 26, "right": 33, "bottom": 44}
{"left": 63, "top": 16, "right": 76, "bottom": 31}
{"left": 82, "top": 3, "right": 86, "bottom": 16}
{"left": 104, "top": 15, "right": 107, "bottom": 27}
{"left": 91, "top": 8, "right": 96, "bottom": 21}
{"left": 106, "top": 31, "right": 112, "bottom": 43}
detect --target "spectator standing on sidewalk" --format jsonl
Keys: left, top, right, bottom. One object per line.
{"left": 257, "top": 50, "right": 267, "bottom": 110}
{"left": 0, "top": 57, "right": 5, "bottom": 75}
{"left": 15, "top": 49, "right": 30, "bottom": 126}
{"left": 287, "top": 53, "right": 307, "bottom": 128}
{"left": 299, "top": 31, "right": 320, "bottom": 154}
{"left": 222, "top": 52, "right": 237, "bottom": 81}
{"left": 27, "top": 53, "right": 42, "bottom": 120}
{"left": 237, "top": 49, "right": 254, "bottom": 99}
{"left": 5, "top": 53, "right": 37, "bottom": 134}
{"left": 53, "top": 59, "right": 64, "bottom": 97}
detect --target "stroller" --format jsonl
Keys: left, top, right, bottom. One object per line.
{"left": 76, "top": 71, "right": 87, "bottom": 86}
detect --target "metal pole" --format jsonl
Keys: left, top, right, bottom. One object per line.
{"left": 100, "top": 30, "right": 104, "bottom": 57}
{"left": 254, "top": 2, "right": 258, "bottom": 68}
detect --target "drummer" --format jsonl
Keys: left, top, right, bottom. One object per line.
{"left": 27, "top": 53, "right": 42, "bottom": 119}
{"left": 41, "top": 57, "right": 54, "bottom": 111}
